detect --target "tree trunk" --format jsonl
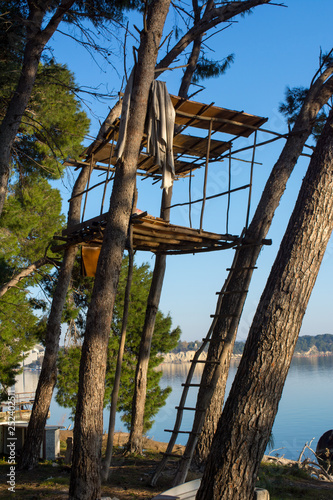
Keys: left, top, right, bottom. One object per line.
{"left": 0, "top": 1, "right": 75, "bottom": 216}
{"left": 127, "top": 187, "right": 172, "bottom": 454}
{"left": 17, "top": 166, "right": 90, "bottom": 470}
{"left": 68, "top": 2, "right": 171, "bottom": 498}
{"left": 101, "top": 225, "right": 134, "bottom": 481}
{"left": 178, "top": 0, "right": 203, "bottom": 99}
{"left": 196, "top": 105, "right": 333, "bottom": 500}
{"left": 127, "top": 7, "right": 207, "bottom": 452}
{"left": 173, "top": 65, "right": 333, "bottom": 482}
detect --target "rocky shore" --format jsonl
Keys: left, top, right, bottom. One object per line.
{"left": 161, "top": 346, "right": 333, "bottom": 364}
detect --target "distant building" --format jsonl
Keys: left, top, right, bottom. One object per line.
{"left": 21, "top": 344, "right": 45, "bottom": 368}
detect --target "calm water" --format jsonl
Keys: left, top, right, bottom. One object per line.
{"left": 15, "top": 355, "right": 333, "bottom": 461}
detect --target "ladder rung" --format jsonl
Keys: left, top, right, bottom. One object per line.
{"left": 161, "top": 452, "right": 183, "bottom": 458}
{"left": 181, "top": 383, "right": 202, "bottom": 387}
{"left": 164, "top": 429, "right": 199, "bottom": 434}
{"left": 226, "top": 266, "right": 257, "bottom": 271}
{"left": 190, "top": 359, "right": 219, "bottom": 364}
{"left": 216, "top": 290, "right": 248, "bottom": 295}
{"left": 175, "top": 406, "right": 205, "bottom": 411}
{"left": 210, "top": 313, "right": 238, "bottom": 318}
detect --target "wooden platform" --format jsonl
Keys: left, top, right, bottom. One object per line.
{"left": 76, "top": 94, "right": 268, "bottom": 179}
{"left": 52, "top": 212, "right": 239, "bottom": 256}
{"left": 59, "top": 94, "right": 267, "bottom": 258}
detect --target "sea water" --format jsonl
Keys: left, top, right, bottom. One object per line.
{"left": 15, "top": 355, "right": 333, "bottom": 462}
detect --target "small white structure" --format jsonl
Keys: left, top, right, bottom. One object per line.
{"left": 0, "top": 422, "right": 62, "bottom": 460}
{"left": 152, "top": 479, "right": 201, "bottom": 499}
{"left": 0, "top": 393, "right": 61, "bottom": 461}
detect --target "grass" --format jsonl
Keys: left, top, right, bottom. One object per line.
{"left": 257, "top": 461, "right": 333, "bottom": 500}
{"left": 1, "top": 441, "right": 333, "bottom": 499}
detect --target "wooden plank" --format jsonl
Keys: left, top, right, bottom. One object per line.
{"left": 170, "top": 95, "right": 268, "bottom": 136}
{"left": 132, "top": 219, "right": 236, "bottom": 241}
{"left": 134, "top": 226, "right": 207, "bottom": 244}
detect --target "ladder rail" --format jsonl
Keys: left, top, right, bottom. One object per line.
{"left": 172, "top": 242, "right": 259, "bottom": 485}
{"left": 151, "top": 242, "right": 245, "bottom": 486}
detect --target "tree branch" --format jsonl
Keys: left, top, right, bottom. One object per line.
{"left": 155, "top": 0, "right": 272, "bottom": 77}
{"left": 0, "top": 257, "right": 53, "bottom": 298}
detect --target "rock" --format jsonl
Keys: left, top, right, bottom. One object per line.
{"left": 316, "top": 429, "right": 333, "bottom": 471}
{"left": 255, "top": 488, "right": 270, "bottom": 499}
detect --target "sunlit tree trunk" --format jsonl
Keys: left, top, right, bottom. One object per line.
{"left": 196, "top": 105, "right": 333, "bottom": 500}
{"left": 18, "top": 166, "right": 89, "bottom": 470}
{"left": 68, "top": 1, "right": 171, "bottom": 497}
{"left": 174, "top": 63, "right": 333, "bottom": 483}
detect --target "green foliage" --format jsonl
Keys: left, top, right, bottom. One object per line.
{"left": 0, "top": 3, "right": 91, "bottom": 181}
{"left": 56, "top": 257, "right": 181, "bottom": 432}
{"left": 192, "top": 54, "right": 234, "bottom": 84}
{"left": 66, "top": 0, "right": 141, "bottom": 24}
{"left": 295, "top": 334, "right": 333, "bottom": 353}
{"left": 56, "top": 346, "right": 82, "bottom": 416}
{"left": 0, "top": 287, "right": 39, "bottom": 399}
{"left": 0, "top": 176, "right": 65, "bottom": 398}
{"left": 0, "top": 57, "right": 89, "bottom": 397}
{"left": 278, "top": 86, "right": 308, "bottom": 128}
{"left": 0, "top": 60, "right": 90, "bottom": 181}
{"left": 279, "top": 52, "right": 333, "bottom": 141}
{"left": 108, "top": 307, "right": 181, "bottom": 433}
{"left": 0, "top": 177, "right": 65, "bottom": 270}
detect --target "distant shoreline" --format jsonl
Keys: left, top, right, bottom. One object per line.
{"left": 160, "top": 347, "right": 333, "bottom": 364}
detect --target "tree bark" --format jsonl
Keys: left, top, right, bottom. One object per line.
{"left": 68, "top": 1, "right": 171, "bottom": 498}
{"left": 127, "top": 3, "right": 207, "bottom": 451}
{"left": 178, "top": 0, "right": 203, "bottom": 99}
{"left": 17, "top": 166, "right": 90, "bottom": 470}
{"left": 196, "top": 104, "right": 333, "bottom": 500}
{"left": 0, "top": 0, "right": 75, "bottom": 217}
{"left": 173, "top": 64, "right": 333, "bottom": 483}
{"left": 101, "top": 225, "right": 134, "bottom": 481}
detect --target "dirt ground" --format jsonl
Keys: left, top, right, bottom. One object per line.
{"left": 1, "top": 432, "right": 333, "bottom": 499}
{"left": 0, "top": 431, "right": 190, "bottom": 500}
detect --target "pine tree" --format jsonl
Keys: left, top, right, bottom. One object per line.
{"left": 56, "top": 258, "right": 180, "bottom": 431}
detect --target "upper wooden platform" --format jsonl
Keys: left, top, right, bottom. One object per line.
{"left": 75, "top": 95, "right": 267, "bottom": 179}
{"left": 59, "top": 95, "right": 267, "bottom": 255}
{"left": 170, "top": 95, "right": 267, "bottom": 137}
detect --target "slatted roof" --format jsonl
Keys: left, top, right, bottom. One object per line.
{"left": 79, "top": 132, "right": 232, "bottom": 178}
{"left": 77, "top": 95, "right": 267, "bottom": 178}
{"left": 171, "top": 95, "right": 267, "bottom": 137}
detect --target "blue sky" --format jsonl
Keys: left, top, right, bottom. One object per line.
{"left": 50, "top": 0, "right": 333, "bottom": 341}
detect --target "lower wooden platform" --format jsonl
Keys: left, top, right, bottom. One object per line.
{"left": 52, "top": 212, "right": 239, "bottom": 257}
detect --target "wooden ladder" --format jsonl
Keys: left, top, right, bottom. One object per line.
{"left": 150, "top": 242, "right": 257, "bottom": 486}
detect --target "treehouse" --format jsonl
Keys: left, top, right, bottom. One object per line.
{"left": 52, "top": 91, "right": 268, "bottom": 274}
{"left": 51, "top": 87, "right": 277, "bottom": 480}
